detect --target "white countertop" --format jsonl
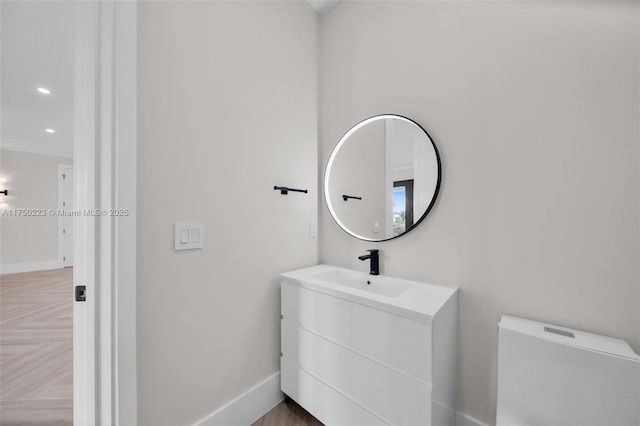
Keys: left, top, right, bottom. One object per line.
{"left": 281, "top": 264, "right": 458, "bottom": 323}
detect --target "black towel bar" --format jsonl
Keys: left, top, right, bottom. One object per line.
{"left": 274, "top": 186, "right": 308, "bottom": 195}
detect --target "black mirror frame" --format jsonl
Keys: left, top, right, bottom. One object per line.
{"left": 324, "top": 114, "right": 442, "bottom": 242}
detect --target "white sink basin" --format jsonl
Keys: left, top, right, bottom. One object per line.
{"left": 312, "top": 269, "right": 410, "bottom": 297}
{"left": 281, "top": 264, "right": 458, "bottom": 322}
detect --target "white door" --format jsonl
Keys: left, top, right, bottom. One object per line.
{"left": 62, "top": 166, "right": 73, "bottom": 267}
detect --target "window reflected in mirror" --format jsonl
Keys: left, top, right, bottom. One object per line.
{"left": 393, "top": 179, "right": 414, "bottom": 236}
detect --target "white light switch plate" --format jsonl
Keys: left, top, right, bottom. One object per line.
{"left": 175, "top": 222, "right": 205, "bottom": 250}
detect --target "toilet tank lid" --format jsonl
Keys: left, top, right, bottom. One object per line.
{"left": 499, "top": 315, "right": 640, "bottom": 361}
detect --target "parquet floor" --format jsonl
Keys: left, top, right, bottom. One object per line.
{"left": 252, "top": 400, "right": 323, "bottom": 426}
{"left": 0, "top": 268, "right": 73, "bottom": 426}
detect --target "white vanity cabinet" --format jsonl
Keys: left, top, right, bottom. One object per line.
{"left": 280, "top": 265, "right": 458, "bottom": 426}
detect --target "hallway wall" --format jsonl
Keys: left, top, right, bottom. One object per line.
{"left": 0, "top": 149, "right": 72, "bottom": 272}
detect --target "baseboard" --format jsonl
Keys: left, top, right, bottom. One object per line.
{"left": 457, "top": 411, "right": 490, "bottom": 426}
{"left": 0, "top": 260, "right": 64, "bottom": 275}
{"left": 193, "top": 372, "right": 283, "bottom": 426}
{"left": 189, "top": 370, "right": 484, "bottom": 426}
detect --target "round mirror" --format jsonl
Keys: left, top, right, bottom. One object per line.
{"left": 324, "top": 114, "right": 441, "bottom": 241}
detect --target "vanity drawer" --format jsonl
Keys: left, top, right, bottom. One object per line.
{"left": 282, "top": 318, "right": 431, "bottom": 425}
{"left": 281, "top": 356, "right": 387, "bottom": 426}
{"left": 281, "top": 282, "right": 432, "bottom": 382}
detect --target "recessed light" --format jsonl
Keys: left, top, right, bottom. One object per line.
{"left": 37, "top": 87, "right": 51, "bottom": 95}
{"left": 45, "top": 128, "right": 55, "bottom": 134}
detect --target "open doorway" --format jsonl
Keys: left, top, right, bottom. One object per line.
{"left": 2, "top": 2, "right": 137, "bottom": 423}
{"left": 0, "top": 1, "right": 76, "bottom": 424}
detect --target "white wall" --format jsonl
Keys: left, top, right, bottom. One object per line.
{"left": 0, "top": 149, "right": 72, "bottom": 269}
{"left": 319, "top": 2, "right": 640, "bottom": 424}
{"left": 137, "top": 2, "right": 318, "bottom": 424}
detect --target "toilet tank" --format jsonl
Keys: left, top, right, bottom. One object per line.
{"left": 496, "top": 315, "right": 640, "bottom": 426}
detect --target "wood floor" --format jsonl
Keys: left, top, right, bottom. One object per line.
{"left": 0, "top": 269, "right": 328, "bottom": 426}
{"left": 0, "top": 268, "right": 73, "bottom": 426}
{"left": 252, "top": 400, "right": 323, "bottom": 426}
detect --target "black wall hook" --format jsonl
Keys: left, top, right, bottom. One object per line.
{"left": 342, "top": 195, "right": 361, "bottom": 201}
{"left": 0, "top": 190, "right": 7, "bottom": 196}
{"left": 274, "top": 186, "right": 308, "bottom": 195}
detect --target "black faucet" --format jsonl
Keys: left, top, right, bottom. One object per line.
{"left": 358, "top": 249, "right": 379, "bottom": 275}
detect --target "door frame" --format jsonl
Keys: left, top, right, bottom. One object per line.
{"left": 74, "top": 1, "right": 137, "bottom": 424}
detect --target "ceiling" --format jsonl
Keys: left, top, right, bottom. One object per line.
{"left": 2, "top": 1, "right": 77, "bottom": 159}
{"left": 0, "top": 0, "right": 336, "bottom": 160}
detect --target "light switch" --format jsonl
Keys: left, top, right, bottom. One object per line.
{"left": 373, "top": 221, "right": 381, "bottom": 233}
{"left": 175, "top": 222, "right": 205, "bottom": 250}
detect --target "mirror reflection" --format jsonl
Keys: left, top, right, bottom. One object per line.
{"left": 324, "top": 115, "right": 441, "bottom": 241}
